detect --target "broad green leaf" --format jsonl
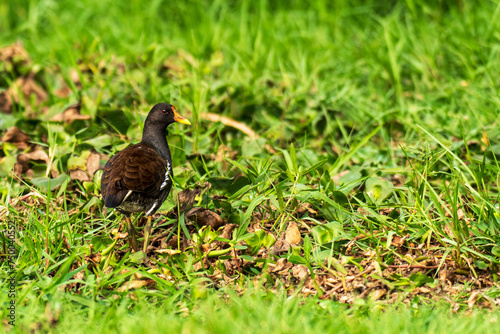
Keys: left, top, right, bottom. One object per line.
{"left": 311, "top": 222, "right": 343, "bottom": 245}
{"left": 365, "top": 176, "right": 393, "bottom": 204}
{"left": 31, "top": 174, "right": 69, "bottom": 192}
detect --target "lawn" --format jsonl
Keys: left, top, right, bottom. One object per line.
{"left": 2, "top": 0, "right": 500, "bottom": 332}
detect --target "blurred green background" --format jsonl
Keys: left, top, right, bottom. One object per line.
{"left": 2, "top": 0, "right": 499, "bottom": 147}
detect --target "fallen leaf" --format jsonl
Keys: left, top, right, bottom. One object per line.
{"left": 415, "top": 287, "right": 432, "bottom": 294}
{"left": 155, "top": 249, "right": 181, "bottom": 256}
{"left": 176, "top": 187, "right": 202, "bottom": 212}
{"left": 86, "top": 152, "right": 100, "bottom": 177}
{"left": 50, "top": 104, "right": 91, "bottom": 124}
{"left": 271, "top": 239, "right": 290, "bottom": 255}
{"left": 285, "top": 222, "right": 301, "bottom": 245}
{"left": 224, "top": 258, "right": 242, "bottom": 276}
{"left": 69, "top": 68, "right": 82, "bottom": 87}
{"left": 467, "top": 291, "right": 480, "bottom": 308}
{"left": 116, "top": 279, "right": 155, "bottom": 292}
{"left": 85, "top": 252, "right": 101, "bottom": 265}
{"left": 0, "top": 42, "right": 30, "bottom": 64}
{"left": 370, "top": 289, "right": 386, "bottom": 301}
{"left": 219, "top": 224, "right": 237, "bottom": 240}
{"left": 68, "top": 151, "right": 102, "bottom": 181}
{"left": 296, "top": 202, "right": 318, "bottom": 216}
{"left": 292, "top": 265, "right": 309, "bottom": 281}
{"left": 0, "top": 90, "right": 13, "bottom": 113}
{"left": 186, "top": 208, "right": 224, "bottom": 229}
{"left": 15, "top": 150, "right": 49, "bottom": 177}
{"left": 391, "top": 234, "right": 409, "bottom": 248}
{"left": 1, "top": 77, "right": 47, "bottom": 113}
{"left": 391, "top": 174, "right": 404, "bottom": 187}
{"left": 200, "top": 112, "right": 276, "bottom": 153}
{"left": 70, "top": 169, "right": 91, "bottom": 182}
{"left": 2, "top": 126, "right": 30, "bottom": 149}
{"left": 114, "top": 232, "right": 128, "bottom": 239}
{"left": 269, "top": 258, "right": 293, "bottom": 275}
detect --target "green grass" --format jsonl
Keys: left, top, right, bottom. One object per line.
{"left": 2, "top": 0, "right": 500, "bottom": 332}
{"left": 4, "top": 287, "right": 500, "bottom": 334}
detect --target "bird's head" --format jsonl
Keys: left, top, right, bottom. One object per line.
{"left": 145, "top": 103, "right": 191, "bottom": 129}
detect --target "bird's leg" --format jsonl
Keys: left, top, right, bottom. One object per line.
{"left": 143, "top": 215, "right": 153, "bottom": 254}
{"left": 126, "top": 216, "right": 138, "bottom": 252}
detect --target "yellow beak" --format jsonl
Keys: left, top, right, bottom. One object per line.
{"left": 172, "top": 106, "right": 191, "bottom": 125}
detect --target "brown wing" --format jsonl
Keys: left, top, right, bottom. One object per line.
{"left": 101, "top": 143, "right": 168, "bottom": 208}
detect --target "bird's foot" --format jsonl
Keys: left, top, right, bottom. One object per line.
{"left": 143, "top": 215, "right": 153, "bottom": 254}
{"left": 126, "top": 217, "right": 138, "bottom": 252}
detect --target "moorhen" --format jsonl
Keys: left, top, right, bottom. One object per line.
{"left": 101, "top": 103, "right": 191, "bottom": 253}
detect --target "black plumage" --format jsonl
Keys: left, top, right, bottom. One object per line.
{"left": 101, "top": 103, "right": 190, "bottom": 252}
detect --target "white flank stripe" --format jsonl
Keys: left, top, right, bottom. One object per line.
{"left": 123, "top": 190, "right": 133, "bottom": 202}
{"left": 160, "top": 163, "right": 172, "bottom": 190}
{"left": 146, "top": 201, "right": 158, "bottom": 216}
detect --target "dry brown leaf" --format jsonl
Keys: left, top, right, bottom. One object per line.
{"left": 391, "top": 234, "right": 409, "bottom": 248}
{"left": 69, "top": 151, "right": 101, "bottom": 181}
{"left": 0, "top": 42, "right": 30, "bottom": 64}
{"left": 201, "top": 113, "right": 258, "bottom": 138}
{"left": 379, "top": 207, "right": 395, "bottom": 216}
{"left": 116, "top": 279, "right": 155, "bottom": 292}
{"left": 370, "top": 289, "right": 387, "bottom": 301}
{"left": 269, "top": 258, "right": 293, "bottom": 275}
{"left": 292, "top": 265, "right": 310, "bottom": 281}
{"left": 115, "top": 232, "right": 128, "bottom": 239}
{"left": 50, "top": 104, "right": 91, "bottom": 124}
{"left": 85, "top": 252, "right": 101, "bottom": 265}
{"left": 219, "top": 224, "right": 238, "bottom": 240}
{"left": 186, "top": 208, "right": 224, "bottom": 229}
{"left": 415, "top": 287, "right": 432, "bottom": 294}
{"left": 15, "top": 149, "right": 49, "bottom": 177}
{"left": 271, "top": 239, "right": 290, "bottom": 255}
{"left": 154, "top": 249, "right": 181, "bottom": 256}
{"left": 20, "top": 77, "right": 47, "bottom": 104}
{"left": 17, "top": 150, "right": 49, "bottom": 164}
{"left": 86, "top": 152, "right": 100, "bottom": 177}
{"left": 285, "top": 222, "right": 301, "bottom": 245}
{"left": 200, "top": 112, "right": 276, "bottom": 153}
{"left": 119, "top": 269, "right": 131, "bottom": 276}
{"left": 296, "top": 202, "right": 318, "bottom": 216}
{"left": 133, "top": 272, "right": 145, "bottom": 280}
{"left": 467, "top": 291, "right": 480, "bottom": 308}
{"left": 391, "top": 174, "right": 404, "bottom": 187}
{"left": 0, "top": 90, "right": 13, "bottom": 113}
{"left": 2, "top": 126, "right": 30, "bottom": 149}
{"left": 73, "top": 271, "right": 85, "bottom": 281}
{"left": 69, "top": 68, "right": 82, "bottom": 87}
{"left": 7, "top": 77, "right": 47, "bottom": 112}
{"left": 1, "top": 77, "right": 47, "bottom": 113}
{"left": 70, "top": 169, "right": 90, "bottom": 182}
{"left": 345, "top": 234, "right": 366, "bottom": 255}
{"left": 176, "top": 187, "right": 202, "bottom": 212}
{"left": 54, "top": 86, "right": 72, "bottom": 98}
{"left": 224, "top": 258, "right": 242, "bottom": 276}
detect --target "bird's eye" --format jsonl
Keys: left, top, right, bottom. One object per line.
{"left": 162, "top": 109, "right": 168, "bottom": 114}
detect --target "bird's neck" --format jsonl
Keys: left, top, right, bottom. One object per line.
{"left": 141, "top": 129, "right": 172, "bottom": 162}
